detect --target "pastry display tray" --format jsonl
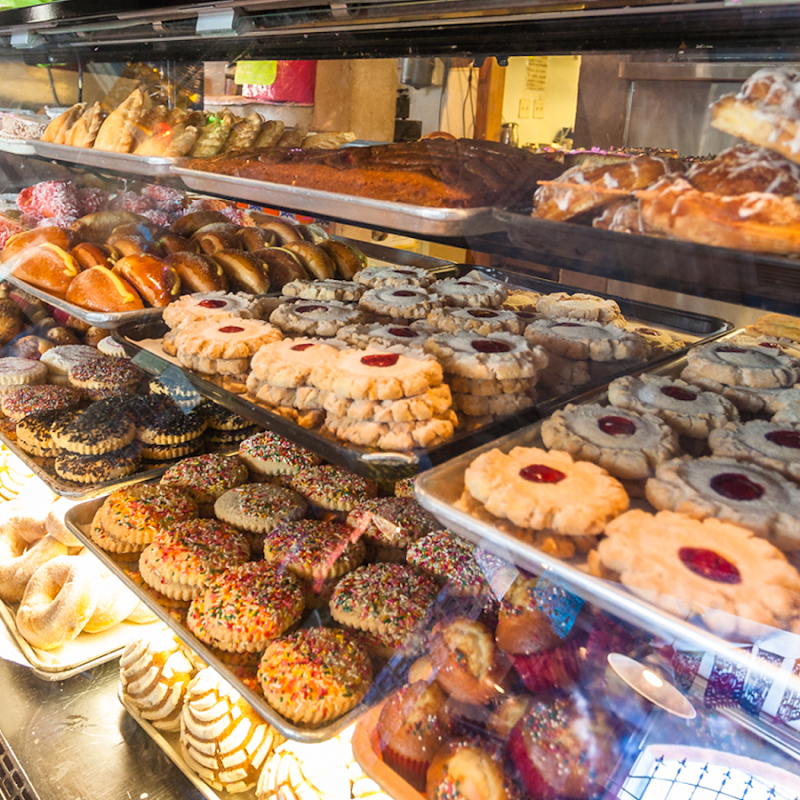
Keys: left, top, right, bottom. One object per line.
{"left": 0, "top": 594, "right": 159, "bottom": 681}
{"left": 494, "top": 208, "right": 800, "bottom": 312}
{"left": 112, "top": 268, "right": 732, "bottom": 482}
{"left": 118, "top": 686, "right": 255, "bottom": 800}
{"left": 3, "top": 272, "right": 166, "bottom": 329}
{"left": 413, "top": 358, "right": 788, "bottom": 682}
{"left": 65, "top": 497, "right": 411, "bottom": 743}
{"left": 29, "top": 140, "right": 178, "bottom": 177}
{"left": 172, "top": 166, "right": 501, "bottom": 238}
{"left": 0, "top": 136, "right": 36, "bottom": 155}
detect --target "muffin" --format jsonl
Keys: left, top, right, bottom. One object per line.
{"left": 426, "top": 737, "right": 518, "bottom": 800}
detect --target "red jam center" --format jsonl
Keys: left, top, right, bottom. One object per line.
{"left": 759, "top": 342, "right": 781, "bottom": 349}
{"left": 766, "top": 430, "right": 800, "bottom": 449}
{"left": 471, "top": 340, "right": 511, "bottom": 353}
{"left": 468, "top": 310, "right": 498, "bottom": 318}
{"left": 636, "top": 327, "right": 658, "bottom": 336}
{"left": 388, "top": 327, "right": 417, "bottom": 338}
{"left": 218, "top": 325, "right": 244, "bottom": 334}
{"left": 519, "top": 464, "right": 566, "bottom": 483}
{"left": 598, "top": 415, "right": 637, "bottom": 436}
{"left": 678, "top": 547, "right": 741, "bottom": 584}
{"left": 661, "top": 385, "right": 698, "bottom": 402}
{"left": 709, "top": 472, "right": 765, "bottom": 501}
{"left": 393, "top": 290, "right": 417, "bottom": 297}
{"left": 198, "top": 299, "right": 227, "bottom": 309}
{"left": 292, "top": 343, "right": 315, "bottom": 351}
{"left": 716, "top": 346, "right": 747, "bottom": 354}
{"left": 361, "top": 354, "right": 400, "bottom": 368}
{"left": 295, "top": 305, "right": 326, "bottom": 313}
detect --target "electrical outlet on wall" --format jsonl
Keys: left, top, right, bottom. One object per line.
{"left": 533, "top": 97, "right": 545, "bottom": 118}
{"left": 518, "top": 98, "right": 532, "bottom": 118}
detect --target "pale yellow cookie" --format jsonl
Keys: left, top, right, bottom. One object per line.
{"left": 681, "top": 341, "right": 800, "bottom": 390}
{"left": 524, "top": 318, "right": 648, "bottom": 361}
{"left": 248, "top": 338, "right": 346, "bottom": 389}
{"left": 323, "top": 411, "right": 458, "bottom": 450}
{"left": 535, "top": 292, "right": 622, "bottom": 323}
{"left": 322, "top": 384, "right": 453, "bottom": 423}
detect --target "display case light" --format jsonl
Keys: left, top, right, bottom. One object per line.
{"left": 608, "top": 653, "right": 696, "bottom": 720}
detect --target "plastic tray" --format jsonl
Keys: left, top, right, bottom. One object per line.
{"left": 172, "top": 167, "right": 501, "bottom": 238}
{"left": 30, "top": 139, "right": 178, "bottom": 177}
{"left": 65, "top": 498, "right": 411, "bottom": 743}
{"left": 112, "top": 268, "right": 732, "bottom": 482}
{"left": 0, "top": 594, "right": 159, "bottom": 681}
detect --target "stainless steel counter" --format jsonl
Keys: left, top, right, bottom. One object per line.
{"left": 0, "top": 655, "right": 204, "bottom": 800}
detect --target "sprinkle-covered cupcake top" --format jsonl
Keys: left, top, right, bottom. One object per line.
{"left": 258, "top": 627, "right": 372, "bottom": 712}
{"left": 289, "top": 464, "right": 377, "bottom": 511}
{"left": 239, "top": 431, "right": 321, "bottom": 473}
{"left": 161, "top": 453, "right": 249, "bottom": 497}
{"left": 150, "top": 518, "right": 250, "bottom": 573}
{"left": 346, "top": 497, "right": 440, "bottom": 548}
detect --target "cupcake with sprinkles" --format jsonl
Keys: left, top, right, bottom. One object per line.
{"left": 377, "top": 680, "right": 452, "bottom": 791}
{"left": 427, "top": 737, "right": 520, "bottom": 800}
{"left": 160, "top": 453, "right": 249, "bottom": 516}
{"left": 289, "top": 464, "right": 378, "bottom": 512}
{"left": 238, "top": 430, "right": 322, "bottom": 478}
{"left": 187, "top": 561, "right": 305, "bottom": 653}
{"left": 257, "top": 627, "right": 373, "bottom": 726}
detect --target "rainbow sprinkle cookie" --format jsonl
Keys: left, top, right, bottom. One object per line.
{"left": 330, "top": 563, "right": 438, "bottom": 656}
{"left": 346, "top": 497, "right": 440, "bottom": 552}
{"left": 289, "top": 464, "right": 377, "bottom": 511}
{"left": 214, "top": 483, "right": 308, "bottom": 534}
{"left": 187, "top": 561, "right": 305, "bottom": 653}
{"left": 1, "top": 384, "right": 82, "bottom": 423}
{"left": 67, "top": 356, "right": 144, "bottom": 399}
{"left": 257, "top": 627, "right": 372, "bottom": 725}
{"left": 407, "top": 530, "right": 495, "bottom": 597}
{"left": 160, "top": 453, "right": 249, "bottom": 513}
{"left": 238, "top": 431, "right": 321, "bottom": 477}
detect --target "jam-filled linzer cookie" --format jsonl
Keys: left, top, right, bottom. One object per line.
{"left": 433, "top": 274, "right": 509, "bottom": 308}
{"left": 535, "top": 291, "right": 623, "bottom": 324}
{"left": 541, "top": 403, "right": 681, "bottom": 482}
{"left": 352, "top": 265, "right": 435, "bottom": 289}
{"left": 463, "top": 446, "right": 629, "bottom": 536}
{"left": 359, "top": 285, "right": 440, "bottom": 320}
{"left": 269, "top": 298, "right": 363, "bottom": 337}
{"left": 426, "top": 306, "right": 526, "bottom": 336}
{"left": 524, "top": 318, "right": 648, "bottom": 362}
{"left": 709, "top": 419, "right": 800, "bottom": 482}
{"left": 598, "top": 509, "right": 800, "bottom": 638}
{"left": 336, "top": 322, "right": 428, "bottom": 350}
{"left": 608, "top": 373, "right": 739, "bottom": 439}
{"left": 646, "top": 455, "right": 800, "bottom": 551}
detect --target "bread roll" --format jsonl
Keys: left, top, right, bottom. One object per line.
{"left": 11, "top": 244, "right": 81, "bottom": 298}
{"left": 164, "top": 252, "right": 228, "bottom": 293}
{"left": 113, "top": 254, "right": 181, "bottom": 307}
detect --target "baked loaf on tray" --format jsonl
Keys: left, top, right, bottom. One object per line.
{"left": 181, "top": 138, "right": 565, "bottom": 209}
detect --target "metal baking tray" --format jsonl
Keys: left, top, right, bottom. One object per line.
{"left": 0, "top": 594, "right": 159, "bottom": 681}
{"left": 494, "top": 208, "right": 800, "bottom": 313}
{"left": 30, "top": 140, "right": 178, "bottom": 177}
{"left": 65, "top": 498, "right": 410, "bottom": 743}
{"left": 172, "top": 167, "right": 501, "bottom": 238}
{"left": 112, "top": 268, "right": 732, "bottom": 482}
{"left": 2, "top": 272, "right": 166, "bottom": 329}
{"left": 0, "top": 137, "right": 36, "bottom": 155}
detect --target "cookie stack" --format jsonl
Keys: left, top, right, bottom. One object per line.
{"left": 126, "top": 395, "right": 208, "bottom": 463}
{"left": 246, "top": 337, "right": 345, "bottom": 428}
{"left": 199, "top": 402, "right": 260, "bottom": 451}
{"left": 310, "top": 345, "right": 458, "bottom": 450}
{"left": 424, "top": 332, "right": 548, "bottom": 426}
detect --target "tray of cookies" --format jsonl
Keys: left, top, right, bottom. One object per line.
{"left": 111, "top": 266, "right": 732, "bottom": 482}
{"left": 415, "top": 333, "right": 800, "bottom": 659}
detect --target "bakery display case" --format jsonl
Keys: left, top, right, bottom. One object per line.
{"left": 1, "top": 2, "right": 800, "bottom": 800}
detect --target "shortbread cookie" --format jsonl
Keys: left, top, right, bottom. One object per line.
{"left": 54, "top": 443, "right": 142, "bottom": 484}
{"left": 542, "top": 404, "right": 681, "bottom": 481}
{"left": 162, "top": 291, "right": 268, "bottom": 330}
{"left": 359, "top": 286, "right": 439, "bottom": 320}
{"left": 681, "top": 341, "right": 800, "bottom": 390}
{"left": 310, "top": 347, "right": 443, "bottom": 401}
{"left": 708, "top": 420, "right": 800, "bottom": 482}
{"left": 452, "top": 391, "right": 535, "bottom": 417}
{"left": 322, "top": 384, "right": 453, "bottom": 423}
{"left": 353, "top": 265, "right": 435, "bottom": 289}
{"left": 288, "top": 464, "right": 377, "bottom": 511}
{"left": 449, "top": 376, "right": 532, "bottom": 396}
{"left": 39, "top": 346, "right": 102, "bottom": 386}
{"left": 427, "top": 307, "right": 525, "bottom": 336}
{"left": 535, "top": 292, "right": 622, "bottom": 323}
{"left": 608, "top": 374, "right": 740, "bottom": 439}
{"left": 598, "top": 509, "right": 800, "bottom": 639}
{"left": 0, "top": 357, "right": 48, "bottom": 394}
{"left": 214, "top": 483, "right": 307, "bottom": 534}
{"left": 425, "top": 332, "right": 548, "bottom": 381}
{"left": 524, "top": 319, "right": 648, "bottom": 362}
{"left": 323, "top": 411, "right": 458, "bottom": 450}
{"left": 282, "top": 279, "right": 364, "bottom": 302}
{"left": 336, "top": 323, "right": 428, "bottom": 350}
{"left": 1, "top": 385, "right": 82, "bottom": 422}
{"left": 624, "top": 323, "right": 687, "bottom": 356}
{"left": 464, "top": 446, "right": 629, "bottom": 535}
{"left": 269, "top": 299, "right": 362, "bottom": 337}
{"left": 433, "top": 276, "right": 508, "bottom": 309}
{"left": 502, "top": 289, "right": 542, "bottom": 312}
{"left": 160, "top": 453, "right": 249, "bottom": 514}
{"left": 51, "top": 401, "right": 136, "bottom": 455}
{"left": 67, "top": 357, "right": 143, "bottom": 399}
{"left": 248, "top": 337, "right": 346, "bottom": 390}
{"left": 239, "top": 431, "right": 321, "bottom": 477}
{"left": 536, "top": 353, "right": 591, "bottom": 389}
{"left": 646, "top": 456, "right": 800, "bottom": 551}
{"left": 174, "top": 316, "right": 282, "bottom": 377}
{"left": 15, "top": 408, "right": 79, "bottom": 457}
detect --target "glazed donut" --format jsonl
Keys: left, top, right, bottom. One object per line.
{"left": 16, "top": 555, "right": 97, "bottom": 650}
{"left": 78, "top": 553, "right": 139, "bottom": 633}
{"left": 113, "top": 255, "right": 181, "bottom": 307}
{"left": 0, "top": 534, "right": 68, "bottom": 603}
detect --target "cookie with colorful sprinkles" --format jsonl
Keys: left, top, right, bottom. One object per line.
{"left": 67, "top": 356, "right": 144, "bottom": 399}
{"left": 237, "top": 430, "right": 321, "bottom": 477}
{"left": 289, "top": 464, "right": 377, "bottom": 512}
{"left": 1, "top": 385, "right": 82, "bottom": 423}
{"left": 89, "top": 508, "right": 144, "bottom": 556}
{"left": 257, "top": 627, "right": 372, "bottom": 725}
{"left": 187, "top": 561, "right": 305, "bottom": 653}
{"left": 160, "top": 453, "right": 249, "bottom": 516}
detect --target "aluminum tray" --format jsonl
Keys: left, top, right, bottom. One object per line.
{"left": 65, "top": 498, "right": 411, "bottom": 743}
{"left": 30, "top": 139, "right": 178, "bottom": 177}
{"left": 0, "top": 594, "right": 159, "bottom": 681}
{"left": 0, "top": 137, "right": 36, "bottom": 155}
{"left": 172, "top": 167, "right": 501, "bottom": 238}
{"left": 112, "top": 268, "right": 732, "bottom": 482}
{"left": 3, "top": 272, "right": 165, "bottom": 329}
